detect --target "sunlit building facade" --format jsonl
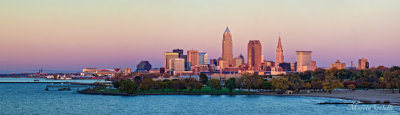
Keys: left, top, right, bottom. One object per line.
{"left": 358, "top": 58, "right": 369, "bottom": 70}
{"left": 164, "top": 52, "right": 179, "bottom": 71}
{"left": 296, "top": 51, "right": 312, "bottom": 72}
{"left": 188, "top": 50, "right": 199, "bottom": 66}
{"left": 222, "top": 27, "right": 233, "bottom": 66}
{"left": 331, "top": 60, "right": 346, "bottom": 69}
{"left": 248, "top": 40, "right": 262, "bottom": 70}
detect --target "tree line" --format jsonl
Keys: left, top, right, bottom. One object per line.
{"left": 110, "top": 66, "right": 400, "bottom": 94}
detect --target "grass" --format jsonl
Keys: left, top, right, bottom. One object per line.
{"left": 97, "top": 88, "right": 121, "bottom": 93}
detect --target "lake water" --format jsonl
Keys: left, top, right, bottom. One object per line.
{"left": 0, "top": 77, "right": 108, "bottom": 83}
{"left": 1, "top": 78, "right": 399, "bottom": 114}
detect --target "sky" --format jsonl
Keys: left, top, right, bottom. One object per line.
{"left": 0, "top": 0, "right": 400, "bottom": 73}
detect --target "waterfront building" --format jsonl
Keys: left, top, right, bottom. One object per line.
{"left": 296, "top": 51, "right": 312, "bottom": 72}
{"left": 81, "top": 68, "right": 97, "bottom": 76}
{"left": 173, "top": 49, "right": 184, "bottom": 58}
{"left": 136, "top": 61, "right": 152, "bottom": 72}
{"left": 199, "top": 52, "right": 208, "bottom": 65}
{"left": 82, "top": 68, "right": 97, "bottom": 73}
{"left": 210, "top": 59, "right": 218, "bottom": 66}
{"left": 358, "top": 58, "right": 369, "bottom": 70}
{"left": 187, "top": 50, "right": 199, "bottom": 66}
{"left": 164, "top": 52, "right": 179, "bottom": 71}
{"left": 248, "top": 40, "right": 262, "bottom": 70}
{"left": 276, "top": 35, "right": 284, "bottom": 66}
{"left": 170, "top": 58, "right": 185, "bottom": 72}
{"left": 97, "top": 69, "right": 117, "bottom": 76}
{"left": 331, "top": 60, "right": 346, "bottom": 69}
{"left": 222, "top": 26, "right": 233, "bottom": 66}
{"left": 124, "top": 68, "right": 131, "bottom": 75}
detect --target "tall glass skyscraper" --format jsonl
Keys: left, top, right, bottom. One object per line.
{"left": 198, "top": 52, "right": 208, "bottom": 65}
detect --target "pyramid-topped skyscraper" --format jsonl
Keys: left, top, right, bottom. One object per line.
{"left": 222, "top": 26, "right": 233, "bottom": 67}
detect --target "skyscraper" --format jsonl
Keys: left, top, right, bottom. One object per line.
{"left": 169, "top": 58, "right": 185, "bottom": 72}
{"left": 198, "top": 52, "right": 208, "bottom": 65}
{"left": 182, "top": 55, "right": 191, "bottom": 71}
{"left": 187, "top": 50, "right": 199, "bottom": 66}
{"left": 248, "top": 40, "right": 262, "bottom": 70}
{"left": 296, "top": 51, "right": 312, "bottom": 72}
{"left": 222, "top": 26, "right": 233, "bottom": 66}
{"left": 276, "top": 35, "right": 284, "bottom": 66}
{"left": 173, "top": 49, "right": 183, "bottom": 58}
{"left": 164, "top": 52, "right": 179, "bottom": 71}
{"left": 358, "top": 58, "right": 369, "bottom": 70}
{"left": 233, "top": 54, "right": 245, "bottom": 67}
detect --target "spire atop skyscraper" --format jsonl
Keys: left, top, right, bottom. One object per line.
{"left": 225, "top": 26, "right": 230, "bottom": 33}
{"left": 277, "top": 35, "right": 282, "bottom": 49}
{"left": 276, "top": 35, "right": 284, "bottom": 66}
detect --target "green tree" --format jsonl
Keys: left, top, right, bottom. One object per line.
{"left": 390, "top": 66, "right": 400, "bottom": 72}
{"left": 299, "top": 70, "right": 312, "bottom": 80}
{"left": 159, "top": 81, "right": 171, "bottom": 91}
{"left": 199, "top": 73, "right": 209, "bottom": 85}
{"left": 112, "top": 80, "right": 121, "bottom": 89}
{"left": 134, "top": 76, "right": 142, "bottom": 84}
{"left": 239, "top": 73, "right": 263, "bottom": 93}
{"left": 303, "top": 82, "right": 312, "bottom": 90}
{"left": 184, "top": 77, "right": 197, "bottom": 91}
{"left": 312, "top": 68, "right": 326, "bottom": 80}
{"left": 139, "top": 77, "right": 154, "bottom": 91}
{"left": 262, "top": 81, "right": 272, "bottom": 90}
{"left": 194, "top": 81, "right": 203, "bottom": 92}
{"left": 171, "top": 79, "right": 181, "bottom": 91}
{"left": 286, "top": 74, "right": 303, "bottom": 91}
{"left": 271, "top": 77, "right": 290, "bottom": 92}
{"left": 207, "top": 79, "right": 222, "bottom": 91}
{"left": 322, "top": 75, "right": 343, "bottom": 94}
{"left": 311, "top": 78, "right": 323, "bottom": 91}
{"left": 120, "top": 79, "right": 137, "bottom": 94}
{"left": 225, "top": 78, "right": 236, "bottom": 92}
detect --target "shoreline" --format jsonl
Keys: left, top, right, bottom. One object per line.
{"left": 78, "top": 88, "right": 400, "bottom": 106}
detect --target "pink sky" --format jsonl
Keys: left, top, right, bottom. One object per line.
{"left": 0, "top": 0, "right": 400, "bottom": 73}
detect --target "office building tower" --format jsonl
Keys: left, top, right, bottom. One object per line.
{"left": 188, "top": 50, "right": 199, "bottom": 66}
{"left": 199, "top": 52, "right": 208, "bottom": 65}
{"left": 248, "top": 40, "right": 262, "bottom": 70}
{"left": 170, "top": 58, "right": 185, "bottom": 71}
{"left": 222, "top": 26, "right": 233, "bottom": 66}
{"left": 164, "top": 52, "right": 179, "bottom": 71}
{"left": 173, "top": 49, "right": 184, "bottom": 58}
{"left": 358, "top": 58, "right": 369, "bottom": 70}
{"left": 296, "top": 51, "right": 312, "bottom": 72}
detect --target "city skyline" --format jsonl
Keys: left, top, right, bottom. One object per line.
{"left": 1, "top": 0, "right": 400, "bottom": 73}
